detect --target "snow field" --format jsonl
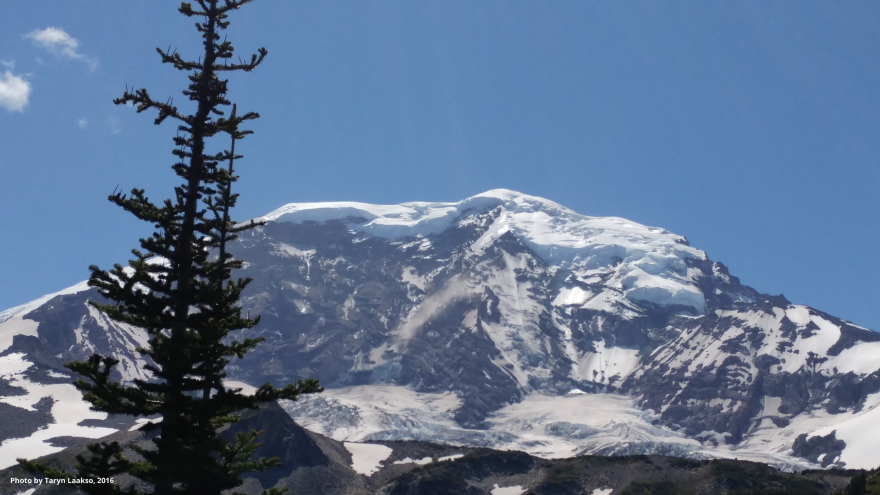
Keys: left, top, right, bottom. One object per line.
{"left": 575, "top": 340, "right": 640, "bottom": 385}
{"left": 0, "top": 353, "right": 118, "bottom": 470}
{"left": 807, "top": 392, "right": 880, "bottom": 469}
{"left": 830, "top": 340, "right": 880, "bottom": 375}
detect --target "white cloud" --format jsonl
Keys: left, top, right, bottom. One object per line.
{"left": 1, "top": 60, "right": 14, "bottom": 69}
{"left": 77, "top": 118, "right": 88, "bottom": 129}
{"left": 0, "top": 71, "right": 31, "bottom": 112}
{"left": 25, "top": 27, "right": 97, "bottom": 70}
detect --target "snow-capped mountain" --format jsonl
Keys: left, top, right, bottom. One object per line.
{"left": 1, "top": 189, "right": 878, "bottom": 471}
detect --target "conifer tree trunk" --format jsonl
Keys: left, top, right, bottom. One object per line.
{"left": 18, "top": 2, "right": 322, "bottom": 494}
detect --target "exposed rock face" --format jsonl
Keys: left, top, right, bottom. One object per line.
{"left": 623, "top": 303, "right": 880, "bottom": 448}
{"left": 0, "top": 397, "right": 53, "bottom": 444}
{"left": 792, "top": 431, "right": 846, "bottom": 468}
{"left": 1, "top": 189, "right": 878, "bottom": 470}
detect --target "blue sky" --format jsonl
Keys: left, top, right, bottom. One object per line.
{"left": 1, "top": 1, "right": 878, "bottom": 330}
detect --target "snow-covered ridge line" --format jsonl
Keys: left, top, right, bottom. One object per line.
{"left": 0, "top": 280, "right": 90, "bottom": 324}
{"left": 258, "top": 188, "right": 687, "bottom": 244}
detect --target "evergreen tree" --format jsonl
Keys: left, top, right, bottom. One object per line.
{"left": 19, "top": 1, "right": 321, "bottom": 494}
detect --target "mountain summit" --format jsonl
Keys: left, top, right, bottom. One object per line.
{"left": 1, "top": 190, "right": 878, "bottom": 471}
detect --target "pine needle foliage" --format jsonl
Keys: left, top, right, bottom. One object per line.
{"left": 19, "top": 1, "right": 322, "bottom": 494}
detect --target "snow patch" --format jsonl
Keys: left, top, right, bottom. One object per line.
{"left": 552, "top": 287, "right": 591, "bottom": 307}
{"left": 831, "top": 341, "right": 880, "bottom": 375}
{"left": 438, "top": 453, "right": 464, "bottom": 462}
{"left": 129, "top": 417, "right": 161, "bottom": 432}
{"left": 577, "top": 340, "right": 640, "bottom": 385}
{"left": 401, "top": 266, "right": 426, "bottom": 290}
{"left": 224, "top": 380, "right": 258, "bottom": 396}
{"left": 343, "top": 442, "right": 393, "bottom": 476}
{"left": 492, "top": 484, "right": 525, "bottom": 495}
{"left": 393, "top": 456, "right": 433, "bottom": 465}
{"left": 623, "top": 270, "right": 706, "bottom": 314}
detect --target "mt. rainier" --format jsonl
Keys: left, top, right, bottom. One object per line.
{"left": 1, "top": 189, "right": 878, "bottom": 471}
